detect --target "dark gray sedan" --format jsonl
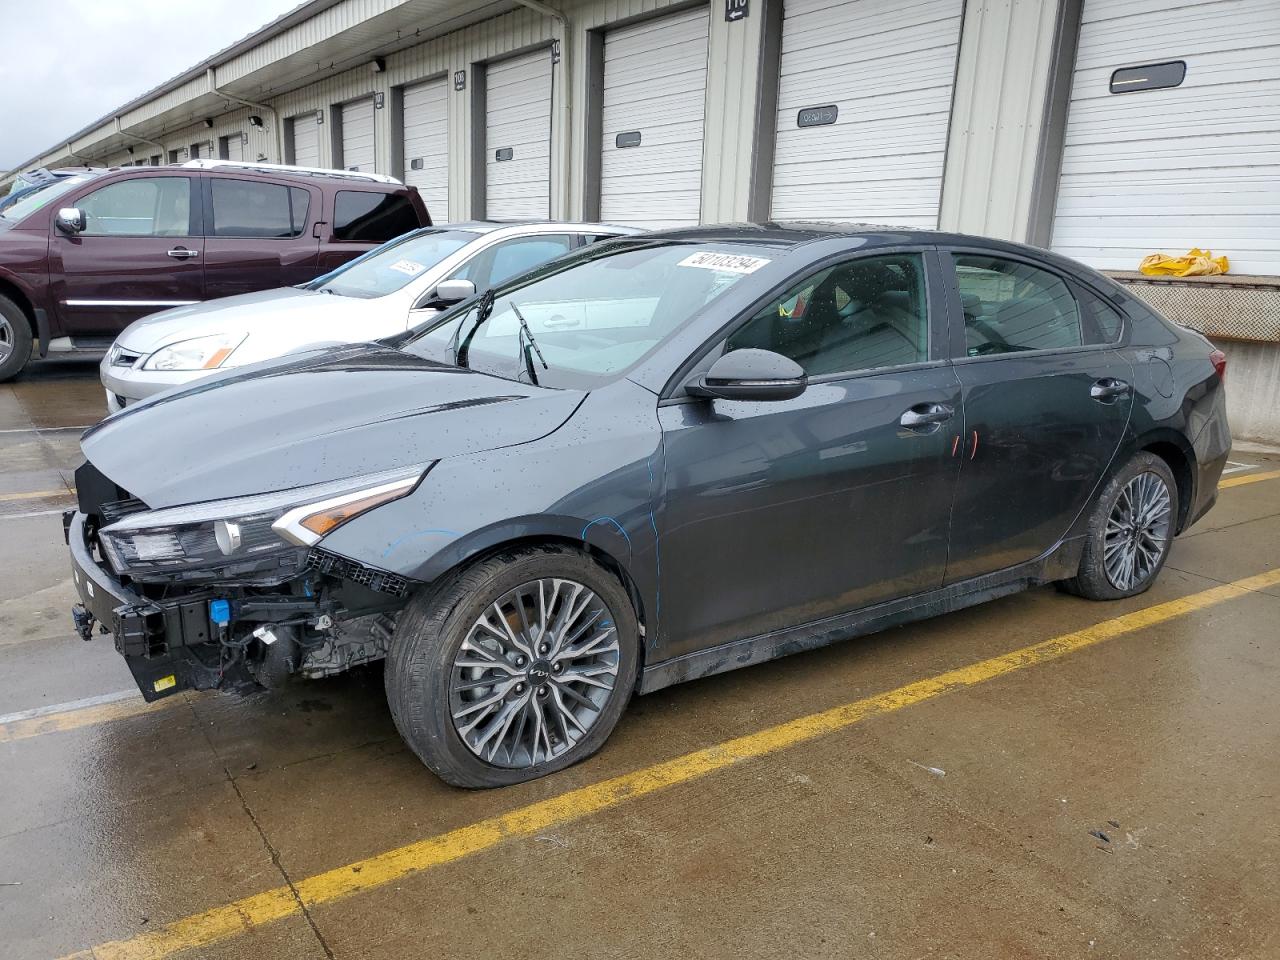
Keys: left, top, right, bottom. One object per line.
{"left": 67, "top": 224, "right": 1230, "bottom": 787}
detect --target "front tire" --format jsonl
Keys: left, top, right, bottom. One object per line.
{"left": 1067, "top": 452, "right": 1178, "bottom": 600}
{"left": 385, "top": 544, "right": 639, "bottom": 788}
{"left": 0, "top": 295, "right": 33, "bottom": 383}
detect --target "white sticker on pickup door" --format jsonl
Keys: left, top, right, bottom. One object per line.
{"left": 677, "top": 251, "right": 771, "bottom": 274}
{"left": 389, "top": 259, "right": 426, "bottom": 276}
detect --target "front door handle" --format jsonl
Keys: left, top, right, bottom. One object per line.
{"left": 167, "top": 247, "right": 199, "bottom": 260}
{"left": 1090, "top": 378, "right": 1131, "bottom": 402}
{"left": 900, "top": 402, "right": 955, "bottom": 429}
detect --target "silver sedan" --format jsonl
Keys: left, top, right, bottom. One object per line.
{"left": 101, "top": 221, "right": 637, "bottom": 413}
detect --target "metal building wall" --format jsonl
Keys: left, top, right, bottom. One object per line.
{"left": 939, "top": 0, "right": 1066, "bottom": 242}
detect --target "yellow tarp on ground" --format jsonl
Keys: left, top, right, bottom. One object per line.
{"left": 1140, "top": 248, "right": 1230, "bottom": 277}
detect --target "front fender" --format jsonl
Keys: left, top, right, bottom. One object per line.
{"left": 317, "top": 380, "right": 666, "bottom": 645}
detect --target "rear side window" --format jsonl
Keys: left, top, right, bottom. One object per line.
{"left": 1076, "top": 287, "right": 1125, "bottom": 344}
{"left": 210, "top": 179, "right": 310, "bottom": 238}
{"left": 334, "top": 191, "right": 419, "bottom": 243}
{"left": 954, "top": 255, "right": 1083, "bottom": 355}
{"left": 78, "top": 177, "right": 192, "bottom": 237}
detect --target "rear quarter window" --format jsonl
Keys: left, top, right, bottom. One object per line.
{"left": 333, "top": 191, "right": 420, "bottom": 243}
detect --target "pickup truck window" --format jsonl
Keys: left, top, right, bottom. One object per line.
{"left": 333, "top": 190, "right": 419, "bottom": 243}
{"left": 78, "top": 177, "right": 192, "bottom": 237}
{"left": 210, "top": 179, "right": 310, "bottom": 238}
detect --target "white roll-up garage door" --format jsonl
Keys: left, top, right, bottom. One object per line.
{"left": 290, "top": 113, "right": 322, "bottom": 167}
{"left": 770, "top": 0, "right": 963, "bottom": 226}
{"left": 1051, "top": 0, "right": 1280, "bottom": 275}
{"left": 403, "top": 78, "right": 449, "bottom": 222}
{"left": 341, "top": 99, "right": 376, "bottom": 172}
{"left": 486, "top": 48, "right": 553, "bottom": 220}
{"left": 189, "top": 141, "right": 211, "bottom": 160}
{"left": 599, "top": 7, "right": 709, "bottom": 227}
{"left": 219, "top": 133, "right": 244, "bottom": 162}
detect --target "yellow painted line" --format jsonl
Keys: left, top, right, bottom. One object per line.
{"left": 57, "top": 566, "right": 1280, "bottom": 960}
{"left": 1220, "top": 468, "right": 1280, "bottom": 489}
{"left": 0, "top": 692, "right": 188, "bottom": 744}
{"left": 0, "top": 486, "right": 74, "bottom": 502}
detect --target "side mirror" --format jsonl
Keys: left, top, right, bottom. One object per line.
{"left": 424, "top": 278, "right": 476, "bottom": 308}
{"left": 55, "top": 208, "right": 87, "bottom": 235}
{"left": 686, "top": 348, "right": 808, "bottom": 402}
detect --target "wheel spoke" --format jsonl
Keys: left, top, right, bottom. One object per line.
{"left": 450, "top": 575, "right": 621, "bottom": 770}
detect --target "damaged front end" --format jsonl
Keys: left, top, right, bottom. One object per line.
{"left": 67, "top": 460, "right": 428, "bottom": 701}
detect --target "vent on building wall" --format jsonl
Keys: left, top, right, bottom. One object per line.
{"left": 1110, "top": 61, "right": 1186, "bottom": 94}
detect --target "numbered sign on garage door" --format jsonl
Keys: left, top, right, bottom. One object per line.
{"left": 485, "top": 48, "right": 553, "bottom": 220}
{"left": 289, "top": 113, "right": 321, "bottom": 167}
{"left": 403, "top": 78, "right": 449, "bottom": 222}
{"left": 600, "top": 7, "right": 709, "bottom": 227}
{"left": 770, "top": 0, "right": 962, "bottom": 226}
{"left": 341, "top": 98, "right": 376, "bottom": 172}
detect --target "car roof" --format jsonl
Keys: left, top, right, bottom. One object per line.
{"left": 446, "top": 220, "right": 645, "bottom": 236}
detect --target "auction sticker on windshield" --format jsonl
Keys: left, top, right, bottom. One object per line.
{"left": 389, "top": 259, "right": 426, "bottom": 276}
{"left": 678, "top": 251, "right": 771, "bottom": 274}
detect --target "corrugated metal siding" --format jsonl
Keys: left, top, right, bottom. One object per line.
{"left": 770, "top": 0, "right": 963, "bottom": 226}
{"left": 402, "top": 78, "right": 450, "bottom": 220}
{"left": 600, "top": 7, "right": 709, "bottom": 227}
{"left": 1051, "top": 0, "right": 1280, "bottom": 275}
{"left": 939, "top": 0, "right": 1062, "bottom": 241}
{"left": 485, "top": 48, "right": 554, "bottom": 219}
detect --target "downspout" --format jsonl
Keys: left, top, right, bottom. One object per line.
{"left": 205, "top": 67, "right": 283, "bottom": 161}
{"left": 513, "top": 0, "right": 573, "bottom": 218}
{"left": 65, "top": 143, "right": 100, "bottom": 168}
{"left": 115, "top": 117, "right": 166, "bottom": 161}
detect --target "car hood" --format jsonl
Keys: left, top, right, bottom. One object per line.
{"left": 81, "top": 344, "right": 585, "bottom": 507}
{"left": 117, "top": 287, "right": 356, "bottom": 354}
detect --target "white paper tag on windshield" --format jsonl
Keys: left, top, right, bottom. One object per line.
{"left": 389, "top": 259, "right": 426, "bottom": 276}
{"left": 677, "top": 251, "right": 771, "bottom": 274}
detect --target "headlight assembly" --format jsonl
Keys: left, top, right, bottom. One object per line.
{"left": 143, "top": 333, "right": 246, "bottom": 371}
{"left": 97, "top": 465, "right": 427, "bottom": 578}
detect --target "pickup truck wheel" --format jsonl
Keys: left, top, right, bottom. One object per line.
{"left": 0, "top": 296, "right": 33, "bottom": 382}
{"left": 385, "top": 544, "right": 639, "bottom": 788}
{"left": 1064, "top": 452, "right": 1178, "bottom": 601}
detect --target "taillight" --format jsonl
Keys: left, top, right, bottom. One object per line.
{"left": 1210, "top": 349, "right": 1227, "bottom": 384}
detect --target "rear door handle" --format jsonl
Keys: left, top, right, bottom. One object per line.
{"left": 900, "top": 402, "right": 955, "bottom": 429}
{"left": 1090, "top": 378, "right": 1131, "bottom": 402}
{"left": 167, "top": 247, "right": 199, "bottom": 260}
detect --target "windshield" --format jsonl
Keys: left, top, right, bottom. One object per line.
{"left": 307, "top": 228, "right": 478, "bottom": 299}
{"left": 0, "top": 175, "right": 91, "bottom": 222}
{"left": 404, "top": 239, "right": 772, "bottom": 389}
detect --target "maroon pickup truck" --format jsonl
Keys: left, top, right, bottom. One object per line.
{"left": 0, "top": 162, "right": 431, "bottom": 381}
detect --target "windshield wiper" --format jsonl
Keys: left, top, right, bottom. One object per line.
{"left": 454, "top": 288, "right": 496, "bottom": 369}
{"left": 510, "top": 302, "right": 548, "bottom": 385}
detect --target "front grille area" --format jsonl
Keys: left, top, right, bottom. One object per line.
{"left": 305, "top": 548, "right": 413, "bottom": 598}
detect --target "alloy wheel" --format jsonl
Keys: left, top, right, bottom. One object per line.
{"left": 1103, "top": 471, "right": 1172, "bottom": 590}
{"left": 449, "top": 577, "right": 621, "bottom": 768}
{"left": 0, "top": 314, "right": 13, "bottom": 364}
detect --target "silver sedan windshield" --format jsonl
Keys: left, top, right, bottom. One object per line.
{"left": 313, "top": 229, "right": 478, "bottom": 299}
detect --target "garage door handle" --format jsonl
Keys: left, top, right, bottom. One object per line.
{"left": 167, "top": 247, "right": 199, "bottom": 260}
{"left": 1090, "top": 378, "right": 1131, "bottom": 402}
{"left": 900, "top": 403, "right": 954, "bottom": 428}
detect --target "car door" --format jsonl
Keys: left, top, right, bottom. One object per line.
{"left": 51, "top": 174, "right": 203, "bottom": 338}
{"left": 656, "top": 250, "right": 964, "bottom": 660}
{"left": 941, "top": 249, "right": 1134, "bottom": 583}
{"left": 202, "top": 176, "right": 320, "bottom": 299}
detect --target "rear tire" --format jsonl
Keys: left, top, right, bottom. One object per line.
{"left": 0, "top": 295, "right": 33, "bottom": 383}
{"left": 385, "top": 544, "right": 639, "bottom": 788}
{"left": 1065, "top": 452, "right": 1178, "bottom": 601}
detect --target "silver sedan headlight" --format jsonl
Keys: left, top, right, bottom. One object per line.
{"left": 97, "top": 465, "right": 427, "bottom": 578}
{"left": 143, "top": 333, "right": 247, "bottom": 371}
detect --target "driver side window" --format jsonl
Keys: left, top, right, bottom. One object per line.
{"left": 77, "top": 177, "right": 192, "bottom": 237}
{"left": 725, "top": 253, "right": 928, "bottom": 376}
